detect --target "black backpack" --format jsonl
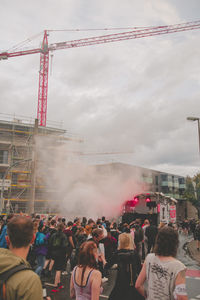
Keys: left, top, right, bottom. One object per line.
{"left": 0, "top": 264, "right": 31, "bottom": 300}
{"left": 50, "top": 231, "right": 69, "bottom": 248}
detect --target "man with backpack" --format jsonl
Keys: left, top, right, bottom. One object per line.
{"left": 0, "top": 215, "right": 50, "bottom": 299}
{"left": 49, "top": 222, "right": 68, "bottom": 292}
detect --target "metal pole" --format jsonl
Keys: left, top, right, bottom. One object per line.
{"left": 197, "top": 119, "right": 200, "bottom": 157}
{"left": 28, "top": 119, "right": 38, "bottom": 215}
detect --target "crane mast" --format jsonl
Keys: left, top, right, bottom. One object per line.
{"left": 38, "top": 30, "right": 49, "bottom": 127}
{"left": 0, "top": 20, "right": 200, "bottom": 126}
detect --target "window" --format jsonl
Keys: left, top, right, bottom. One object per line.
{"left": 161, "top": 174, "right": 168, "bottom": 181}
{"left": 0, "top": 150, "right": 8, "bottom": 164}
{"left": 155, "top": 176, "right": 158, "bottom": 185}
{"left": 179, "top": 177, "right": 185, "bottom": 184}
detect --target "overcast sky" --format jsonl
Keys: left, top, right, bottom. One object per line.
{"left": 0, "top": 0, "right": 200, "bottom": 177}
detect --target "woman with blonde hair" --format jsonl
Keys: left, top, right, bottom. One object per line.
{"left": 70, "top": 241, "right": 103, "bottom": 300}
{"left": 106, "top": 232, "right": 144, "bottom": 300}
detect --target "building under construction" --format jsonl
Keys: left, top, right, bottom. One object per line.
{"left": 0, "top": 115, "right": 72, "bottom": 215}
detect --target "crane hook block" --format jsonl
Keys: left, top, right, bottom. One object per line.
{"left": 0, "top": 53, "right": 8, "bottom": 60}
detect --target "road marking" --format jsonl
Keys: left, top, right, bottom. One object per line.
{"left": 196, "top": 295, "right": 200, "bottom": 298}
{"left": 100, "top": 295, "right": 109, "bottom": 299}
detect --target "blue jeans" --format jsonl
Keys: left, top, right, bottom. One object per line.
{"left": 35, "top": 255, "right": 45, "bottom": 276}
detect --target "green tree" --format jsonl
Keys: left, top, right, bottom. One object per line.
{"left": 184, "top": 173, "right": 200, "bottom": 208}
{"left": 193, "top": 173, "right": 200, "bottom": 204}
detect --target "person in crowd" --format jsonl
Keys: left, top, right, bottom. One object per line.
{"left": 89, "top": 228, "right": 108, "bottom": 283}
{"left": 101, "top": 216, "right": 106, "bottom": 228}
{"left": 85, "top": 219, "right": 95, "bottom": 236}
{"left": 0, "top": 214, "right": 14, "bottom": 248}
{"left": 70, "top": 241, "right": 103, "bottom": 300}
{"left": 103, "top": 228, "right": 117, "bottom": 265}
{"left": 49, "top": 222, "right": 68, "bottom": 292}
{"left": 106, "top": 232, "right": 144, "bottom": 300}
{"left": 71, "top": 226, "right": 88, "bottom": 269}
{"left": 121, "top": 222, "right": 130, "bottom": 233}
{"left": 34, "top": 221, "right": 49, "bottom": 277}
{"left": 64, "top": 220, "right": 75, "bottom": 273}
{"left": 81, "top": 217, "right": 87, "bottom": 227}
{"left": 195, "top": 221, "right": 200, "bottom": 250}
{"left": 189, "top": 219, "right": 196, "bottom": 239}
{"left": 72, "top": 217, "right": 81, "bottom": 236}
{"left": 134, "top": 220, "right": 144, "bottom": 260}
{"left": 145, "top": 220, "right": 158, "bottom": 254}
{"left": 135, "top": 226, "right": 188, "bottom": 300}
{"left": 0, "top": 216, "right": 5, "bottom": 234}
{"left": 182, "top": 219, "right": 189, "bottom": 235}
{"left": 42, "top": 219, "right": 57, "bottom": 276}
{"left": 110, "top": 222, "right": 120, "bottom": 242}
{"left": 0, "top": 215, "right": 50, "bottom": 299}
{"left": 62, "top": 217, "right": 66, "bottom": 226}
{"left": 96, "top": 219, "right": 108, "bottom": 238}
{"left": 27, "top": 219, "right": 38, "bottom": 268}
{"left": 142, "top": 219, "right": 150, "bottom": 258}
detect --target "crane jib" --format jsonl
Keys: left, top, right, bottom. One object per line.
{"left": 0, "top": 19, "right": 200, "bottom": 126}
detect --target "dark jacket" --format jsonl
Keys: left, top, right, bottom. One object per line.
{"left": 106, "top": 249, "right": 144, "bottom": 300}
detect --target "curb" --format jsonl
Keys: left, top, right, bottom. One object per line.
{"left": 187, "top": 240, "right": 200, "bottom": 266}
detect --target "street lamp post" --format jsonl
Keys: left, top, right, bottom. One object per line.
{"left": 187, "top": 117, "right": 200, "bottom": 156}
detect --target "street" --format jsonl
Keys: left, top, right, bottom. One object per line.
{"left": 45, "top": 233, "right": 200, "bottom": 300}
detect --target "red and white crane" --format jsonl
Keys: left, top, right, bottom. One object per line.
{"left": 1, "top": 20, "right": 200, "bottom": 127}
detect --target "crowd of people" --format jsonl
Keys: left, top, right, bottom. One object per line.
{"left": 0, "top": 213, "right": 199, "bottom": 299}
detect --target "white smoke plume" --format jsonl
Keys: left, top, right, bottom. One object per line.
{"left": 35, "top": 135, "right": 149, "bottom": 220}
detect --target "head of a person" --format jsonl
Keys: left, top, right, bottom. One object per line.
{"left": 112, "top": 222, "right": 117, "bottom": 229}
{"left": 118, "top": 232, "right": 135, "bottom": 250}
{"left": 38, "top": 221, "right": 45, "bottom": 232}
{"left": 82, "top": 217, "right": 87, "bottom": 224}
{"left": 67, "top": 221, "right": 73, "bottom": 228}
{"left": 57, "top": 222, "right": 64, "bottom": 232}
{"left": 102, "top": 216, "right": 106, "bottom": 222}
{"left": 74, "top": 217, "right": 80, "bottom": 225}
{"left": 78, "top": 241, "right": 98, "bottom": 268}
{"left": 144, "top": 219, "right": 150, "bottom": 226}
{"left": 154, "top": 226, "right": 179, "bottom": 257}
{"left": 88, "top": 218, "right": 95, "bottom": 226}
{"left": 7, "top": 216, "right": 34, "bottom": 248}
{"left": 92, "top": 228, "right": 104, "bottom": 242}
{"left": 50, "top": 219, "right": 56, "bottom": 227}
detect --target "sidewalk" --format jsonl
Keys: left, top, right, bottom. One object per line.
{"left": 187, "top": 239, "right": 200, "bottom": 265}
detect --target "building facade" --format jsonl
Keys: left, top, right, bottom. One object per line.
{"left": 0, "top": 117, "right": 67, "bottom": 214}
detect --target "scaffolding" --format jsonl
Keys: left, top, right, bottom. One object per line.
{"left": 0, "top": 115, "right": 75, "bottom": 214}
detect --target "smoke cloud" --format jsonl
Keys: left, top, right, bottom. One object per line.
{"left": 36, "top": 135, "right": 149, "bottom": 220}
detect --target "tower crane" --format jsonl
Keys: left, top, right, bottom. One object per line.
{"left": 0, "top": 20, "right": 200, "bottom": 127}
